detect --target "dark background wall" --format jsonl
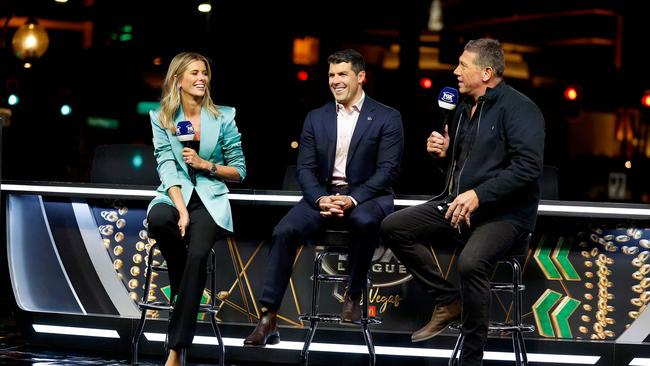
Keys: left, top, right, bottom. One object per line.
{"left": 2, "top": 0, "right": 650, "bottom": 201}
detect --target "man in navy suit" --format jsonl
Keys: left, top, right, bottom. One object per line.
{"left": 244, "top": 49, "right": 404, "bottom": 346}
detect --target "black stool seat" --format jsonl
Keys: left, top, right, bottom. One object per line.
{"left": 299, "top": 229, "right": 381, "bottom": 366}
{"left": 448, "top": 233, "right": 535, "bottom": 366}
{"left": 131, "top": 242, "right": 225, "bottom": 366}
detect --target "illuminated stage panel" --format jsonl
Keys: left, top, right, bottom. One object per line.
{"left": 3, "top": 184, "right": 650, "bottom": 364}
{"left": 7, "top": 195, "right": 83, "bottom": 314}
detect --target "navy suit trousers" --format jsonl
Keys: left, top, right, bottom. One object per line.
{"left": 259, "top": 188, "right": 388, "bottom": 310}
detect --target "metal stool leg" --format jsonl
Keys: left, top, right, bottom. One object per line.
{"left": 510, "top": 260, "right": 522, "bottom": 366}
{"left": 517, "top": 330, "right": 529, "bottom": 365}
{"left": 512, "top": 331, "right": 522, "bottom": 365}
{"left": 209, "top": 313, "right": 225, "bottom": 366}
{"left": 131, "top": 309, "right": 147, "bottom": 365}
{"left": 360, "top": 281, "right": 375, "bottom": 366}
{"left": 132, "top": 243, "right": 158, "bottom": 365}
{"left": 512, "top": 259, "right": 528, "bottom": 366}
{"left": 207, "top": 249, "right": 225, "bottom": 366}
{"left": 301, "top": 251, "right": 325, "bottom": 366}
{"left": 361, "top": 323, "right": 375, "bottom": 366}
{"left": 301, "top": 320, "right": 318, "bottom": 366}
{"left": 448, "top": 333, "right": 464, "bottom": 366}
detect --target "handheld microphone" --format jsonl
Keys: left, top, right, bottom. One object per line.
{"left": 437, "top": 86, "right": 459, "bottom": 133}
{"left": 175, "top": 120, "right": 197, "bottom": 185}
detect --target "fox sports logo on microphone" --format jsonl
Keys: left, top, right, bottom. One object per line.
{"left": 176, "top": 121, "right": 194, "bottom": 140}
{"left": 441, "top": 91, "right": 455, "bottom": 103}
{"left": 438, "top": 87, "right": 459, "bottom": 111}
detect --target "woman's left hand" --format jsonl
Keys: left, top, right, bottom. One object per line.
{"left": 182, "top": 147, "right": 206, "bottom": 169}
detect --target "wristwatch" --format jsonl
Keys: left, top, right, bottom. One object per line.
{"left": 209, "top": 163, "right": 218, "bottom": 176}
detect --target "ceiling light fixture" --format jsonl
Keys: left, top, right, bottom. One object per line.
{"left": 12, "top": 17, "right": 49, "bottom": 65}
{"left": 198, "top": 1, "right": 212, "bottom": 13}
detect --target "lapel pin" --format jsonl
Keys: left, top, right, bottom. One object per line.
{"left": 368, "top": 116, "right": 373, "bottom": 120}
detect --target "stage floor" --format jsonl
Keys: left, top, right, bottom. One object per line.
{"left": 0, "top": 310, "right": 617, "bottom": 366}
{"left": 0, "top": 334, "right": 522, "bottom": 366}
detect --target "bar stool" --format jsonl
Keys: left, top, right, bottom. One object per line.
{"left": 448, "top": 233, "right": 535, "bottom": 366}
{"left": 299, "top": 229, "right": 381, "bottom": 366}
{"left": 131, "top": 242, "right": 225, "bottom": 366}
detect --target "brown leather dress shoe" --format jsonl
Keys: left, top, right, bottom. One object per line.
{"left": 244, "top": 310, "right": 280, "bottom": 346}
{"left": 340, "top": 296, "right": 361, "bottom": 324}
{"left": 411, "top": 298, "right": 461, "bottom": 342}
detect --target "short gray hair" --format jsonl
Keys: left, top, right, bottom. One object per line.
{"left": 464, "top": 38, "right": 505, "bottom": 77}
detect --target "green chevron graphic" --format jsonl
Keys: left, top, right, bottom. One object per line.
{"left": 551, "top": 296, "right": 581, "bottom": 338}
{"left": 534, "top": 237, "right": 562, "bottom": 280}
{"left": 533, "top": 289, "right": 563, "bottom": 337}
{"left": 161, "top": 286, "right": 211, "bottom": 320}
{"left": 551, "top": 237, "right": 580, "bottom": 281}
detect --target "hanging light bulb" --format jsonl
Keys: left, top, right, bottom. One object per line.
{"left": 12, "top": 18, "right": 50, "bottom": 62}
{"left": 197, "top": 1, "right": 212, "bottom": 13}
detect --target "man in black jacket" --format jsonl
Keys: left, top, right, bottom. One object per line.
{"left": 380, "top": 38, "right": 545, "bottom": 365}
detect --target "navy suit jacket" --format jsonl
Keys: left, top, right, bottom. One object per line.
{"left": 296, "top": 96, "right": 404, "bottom": 215}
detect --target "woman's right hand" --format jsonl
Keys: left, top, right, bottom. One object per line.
{"left": 177, "top": 210, "right": 190, "bottom": 237}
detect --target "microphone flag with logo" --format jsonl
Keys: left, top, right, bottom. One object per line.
{"left": 437, "top": 86, "right": 459, "bottom": 133}
{"left": 176, "top": 120, "right": 197, "bottom": 185}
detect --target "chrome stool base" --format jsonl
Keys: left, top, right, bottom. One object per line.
{"left": 131, "top": 242, "right": 225, "bottom": 366}
{"left": 300, "top": 230, "right": 381, "bottom": 366}
{"left": 448, "top": 234, "right": 535, "bottom": 366}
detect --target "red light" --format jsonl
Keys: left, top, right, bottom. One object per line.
{"left": 419, "top": 77, "right": 433, "bottom": 90}
{"left": 642, "top": 92, "right": 650, "bottom": 108}
{"left": 297, "top": 70, "right": 309, "bottom": 82}
{"left": 564, "top": 86, "right": 578, "bottom": 101}
{"left": 368, "top": 306, "right": 376, "bottom": 317}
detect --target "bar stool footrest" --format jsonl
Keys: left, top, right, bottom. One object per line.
{"left": 362, "top": 317, "right": 382, "bottom": 325}
{"left": 488, "top": 322, "right": 536, "bottom": 333}
{"left": 198, "top": 304, "right": 220, "bottom": 313}
{"left": 299, "top": 314, "right": 383, "bottom": 325}
{"left": 490, "top": 283, "right": 526, "bottom": 291}
{"left": 299, "top": 314, "right": 342, "bottom": 322}
{"left": 316, "top": 274, "right": 349, "bottom": 282}
{"left": 138, "top": 301, "right": 173, "bottom": 311}
{"left": 449, "top": 321, "right": 535, "bottom": 333}
{"left": 138, "top": 302, "right": 219, "bottom": 313}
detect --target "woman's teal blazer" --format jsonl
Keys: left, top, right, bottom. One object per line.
{"left": 147, "top": 105, "right": 246, "bottom": 232}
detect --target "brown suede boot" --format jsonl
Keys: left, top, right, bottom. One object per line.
{"left": 411, "top": 298, "right": 461, "bottom": 342}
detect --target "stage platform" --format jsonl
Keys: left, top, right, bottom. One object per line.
{"left": 3, "top": 182, "right": 650, "bottom": 365}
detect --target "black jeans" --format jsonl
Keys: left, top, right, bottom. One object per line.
{"left": 380, "top": 200, "right": 527, "bottom": 366}
{"left": 147, "top": 191, "right": 222, "bottom": 350}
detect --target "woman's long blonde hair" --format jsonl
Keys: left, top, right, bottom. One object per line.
{"left": 158, "top": 52, "right": 220, "bottom": 133}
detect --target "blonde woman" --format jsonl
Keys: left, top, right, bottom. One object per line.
{"left": 146, "top": 52, "right": 246, "bottom": 366}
